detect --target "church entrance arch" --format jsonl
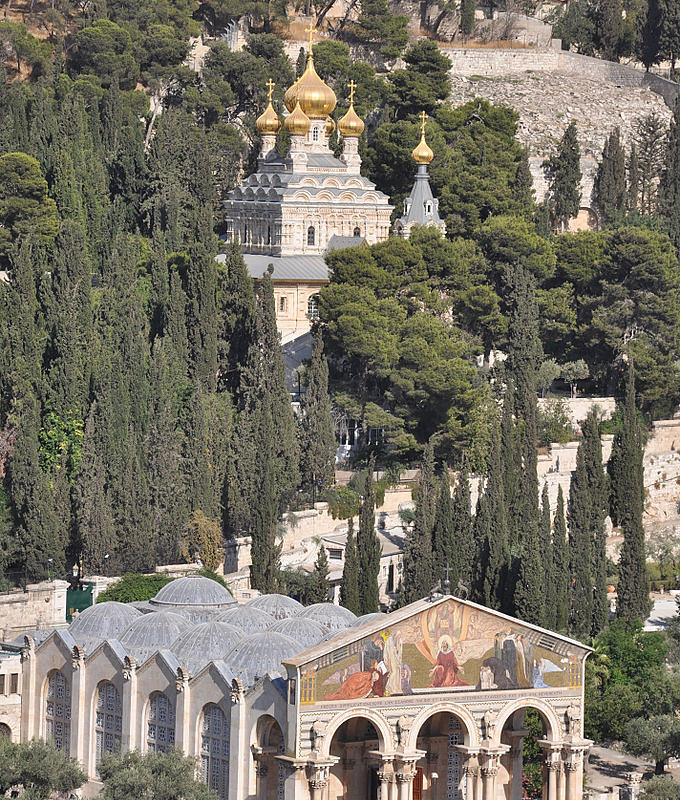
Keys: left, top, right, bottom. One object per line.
{"left": 413, "top": 710, "right": 469, "bottom": 800}
{"left": 252, "top": 714, "right": 285, "bottom": 800}
{"left": 328, "top": 716, "right": 385, "bottom": 800}
{"left": 497, "top": 705, "right": 558, "bottom": 800}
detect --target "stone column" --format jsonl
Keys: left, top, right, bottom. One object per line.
{"left": 562, "top": 744, "right": 590, "bottom": 800}
{"left": 393, "top": 756, "right": 421, "bottom": 800}
{"left": 121, "top": 655, "right": 137, "bottom": 752}
{"left": 174, "top": 668, "right": 189, "bottom": 752}
{"left": 509, "top": 730, "right": 529, "bottom": 800}
{"left": 70, "top": 646, "right": 86, "bottom": 765}
{"left": 456, "top": 747, "right": 480, "bottom": 800}
{"left": 20, "top": 636, "right": 38, "bottom": 742}
{"left": 479, "top": 747, "right": 510, "bottom": 800}
{"left": 306, "top": 760, "right": 334, "bottom": 800}
{"left": 538, "top": 742, "right": 564, "bottom": 800}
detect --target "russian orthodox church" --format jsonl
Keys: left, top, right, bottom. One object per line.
{"left": 21, "top": 575, "right": 592, "bottom": 800}
{"left": 221, "top": 31, "right": 444, "bottom": 340}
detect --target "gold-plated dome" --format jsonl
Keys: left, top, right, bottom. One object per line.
{"left": 256, "top": 78, "right": 282, "bottom": 135}
{"left": 283, "top": 24, "right": 336, "bottom": 118}
{"left": 412, "top": 110, "right": 434, "bottom": 164}
{"left": 284, "top": 100, "right": 312, "bottom": 135}
{"left": 325, "top": 116, "right": 336, "bottom": 137}
{"left": 338, "top": 81, "right": 364, "bottom": 137}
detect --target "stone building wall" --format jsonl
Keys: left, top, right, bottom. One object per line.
{"left": 0, "top": 580, "right": 68, "bottom": 641}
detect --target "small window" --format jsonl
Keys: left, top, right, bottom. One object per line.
{"left": 307, "top": 226, "right": 315, "bottom": 246}
{"left": 329, "top": 549, "right": 343, "bottom": 560}
{"left": 10, "top": 674, "right": 17, "bottom": 695}
{"left": 307, "top": 295, "right": 319, "bottom": 320}
{"left": 425, "top": 201, "right": 433, "bottom": 214}
{"left": 312, "top": 127, "right": 320, "bottom": 142}
{"left": 279, "top": 296, "right": 287, "bottom": 312}
{"left": 0, "top": 676, "right": 5, "bottom": 695}
{"left": 266, "top": 225, "right": 271, "bottom": 245}
{"left": 353, "top": 226, "right": 361, "bottom": 237}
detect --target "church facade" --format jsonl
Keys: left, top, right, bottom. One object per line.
{"left": 20, "top": 576, "right": 591, "bottom": 800}
{"left": 222, "top": 41, "right": 446, "bottom": 340}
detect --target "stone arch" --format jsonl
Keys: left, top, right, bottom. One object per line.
{"left": 199, "top": 703, "right": 230, "bottom": 800}
{"left": 339, "top": 192, "right": 357, "bottom": 202}
{"left": 491, "top": 697, "right": 562, "bottom": 746}
{"left": 252, "top": 714, "right": 285, "bottom": 800}
{"left": 92, "top": 680, "right": 122, "bottom": 768}
{"left": 144, "top": 690, "right": 176, "bottom": 753}
{"left": 320, "top": 707, "right": 392, "bottom": 758}
{"left": 407, "top": 701, "right": 480, "bottom": 750}
{"left": 0, "top": 723, "right": 11, "bottom": 737}
{"left": 44, "top": 669, "right": 71, "bottom": 753}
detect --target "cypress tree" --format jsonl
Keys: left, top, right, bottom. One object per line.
{"left": 185, "top": 240, "right": 218, "bottom": 393}
{"left": 583, "top": 410, "right": 608, "bottom": 636}
{"left": 300, "top": 330, "right": 336, "bottom": 496}
{"left": 512, "top": 149, "right": 534, "bottom": 213}
{"left": 659, "top": 100, "right": 680, "bottom": 249}
{"left": 432, "top": 470, "right": 456, "bottom": 589}
{"left": 596, "top": 127, "right": 626, "bottom": 223}
{"left": 544, "top": 121, "right": 582, "bottom": 232}
{"left": 310, "top": 543, "right": 330, "bottom": 603}
{"left": 611, "top": 363, "right": 650, "bottom": 623}
{"left": 340, "top": 517, "right": 361, "bottom": 614}
{"left": 401, "top": 440, "right": 437, "bottom": 604}
{"left": 568, "top": 428, "right": 594, "bottom": 641}
{"left": 357, "top": 454, "right": 381, "bottom": 614}
{"left": 539, "top": 483, "right": 555, "bottom": 628}
{"left": 627, "top": 142, "right": 640, "bottom": 213}
{"left": 513, "top": 489, "right": 545, "bottom": 625}
{"left": 636, "top": 113, "right": 666, "bottom": 215}
{"left": 553, "top": 485, "right": 569, "bottom": 632}
{"left": 460, "top": 0, "right": 475, "bottom": 36}
{"left": 500, "top": 383, "right": 521, "bottom": 550}
{"left": 471, "top": 493, "right": 493, "bottom": 606}
{"left": 452, "top": 467, "right": 474, "bottom": 590}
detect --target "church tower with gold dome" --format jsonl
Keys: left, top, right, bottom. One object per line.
{"left": 222, "top": 25, "right": 393, "bottom": 339}
{"left": 394, "top": 112, "right": 446, "bottom": 239}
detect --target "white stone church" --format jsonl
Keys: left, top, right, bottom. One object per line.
{"left": 22, "top": 575, "right": 591, "bottom": 800}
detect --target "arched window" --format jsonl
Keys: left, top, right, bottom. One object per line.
{"left": 307, "top": 226, "right": 315, "bottom": 246}
{"left": 0, "top": 723, "right": 11, "bottom": 737}
{"left": 425, "top": 201, "right": 433, "bottom": 214}
{"left": 312, "top": 126, "right": 320, "bottom": 142}
{"left": 95, "top": 682, "right": 122, "bottom": 764}
{"left": 266, "top": 225, "right": 271, "bottom": 245}
{"left": 353, "top": 226, "right": 361, "bottom": 237}
{"left": 200, "top": 704, "right": 230, "bottom": 799}
{"left": 45, "top": 671, "right": 71, "bottom": 753}
{"left": 307, "top": 295, "right": 319, "bottom": 320}
{"left": 146, "top": 692, "right": 175, "bottom": 753}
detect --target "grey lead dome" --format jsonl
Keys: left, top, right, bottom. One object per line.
{"left": 68, "top": 601, "right": 141, "bottom": 643}
{"left": 119, "top": 611, "right": 190, "bottom": 664}
{"left": 170, "top": 621, "right": 244, "bottom": 676}
{"left": 246, "top": 593, "right": 304, "bottom": 620}
{"left": 299, "top": 602, "right": 357, "bottom": 631}
{"left": 213, "top": 605, "right": 275, "bottom": 633}
{"left": 270, "top": 617, "right": 326, "bottom": 649}
{"left": 224, "top": 631, "right": 300, "bottom": 687}
{"left": 150, "top": 576, "right": 235, "bottom": 609}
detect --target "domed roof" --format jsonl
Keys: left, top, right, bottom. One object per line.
{"left": 150, "top": 576, "right": 235, "bottom": 608}
{"left": 119, "top": 611, "right": 190, "bottom": 664}
{"left": 299, "top": 603, "right": 357, "bottom": 631}
{"left": 270, "top": 617, "right": 326, "bottom": 649}
{"left": 69, "top": 601, "right": 141, "bottom": 643}
{"left": 412, "top": 111, "right": 434, "bottom": 165}
{"left": 256, "top": 101, "right": 282, "bottom": 135}
{"left": 338, "top": 102, "right": 364, "bottom": 138}
{"left": 284, "top": 51, "right": 336, "bottom": 118}
{"left": 354, "top": 612, "right": 387, "bottom": 626}
{"left": 246, "top": 594, "right": 304, "bottom": 620}
{"left": 284, "top": 101, "right": 311, "bottom": 136}
{"left": 213, "top": 605, "right": 275, "bottom": 633}
{"left": 171, "top": 621, "right": 244, "bottom": 675}
{"left": 224, "top": 631, "right": 300, "bottom": 687}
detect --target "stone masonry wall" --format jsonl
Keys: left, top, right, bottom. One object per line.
{"left": 0, "top": 580, "right": 68, "bottom": 641}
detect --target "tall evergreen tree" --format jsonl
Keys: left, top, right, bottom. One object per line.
{"left": 310, "top": 542, "right": 330, "bottom": 603}
{"left": 544, "top": 121, "right": 582, "bottom": 232}
{"left": 627, "top": 142, "right": 640, "bottom": 213}
{"left": 432, "top": 470, "right": 456, "bottom": 589}
{"left": 553, "top": 485, "right": 569, "bottom": 632}
{"left": 568, "top": 426, "right": 594, "bottom": 641}
{"left": 300, "top": 330, "right": 336, "bottom": 496}
{"left": 611, "top": 363, "right": 650, "bottom": 623}
{"left": 340, "top": 517, "right": 361, "bottom": 614}
{"left": 659, "top": 100, "right": 680, "bottom": 249}
{"left": 452, "top": 467, "right": 474, "bottom": 591}
{"left": 460, "top": 0, "right": 475, "bottom": 36}
{"left": 596, "top": 127, "right": 626, "bottom": 223}
{"left": 500, "top": 383, "right": 521, "bottom": 550}
{"left": 401, "top": 440, "right": 437, "bottom": 604}
{"left": 539, "top": 483, "right": 555, "bottom": 628}
{"left": 636, "top": 113, "right": 666, "bottom": 215}
{"left": 357, "top": 454, "right": 381, "bottom": 614}
{"left": 583, "top": 410, "right": 609, "bottom": 636}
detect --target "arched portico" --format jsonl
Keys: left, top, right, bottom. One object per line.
{"left": 326, "top": 715, "right": 389, "bottom": 800}
{"left": 319, "top": 707, "right": 392, "bottom": 758}
{"left": 252, "top": 714, "right": 285, "bottom": 800}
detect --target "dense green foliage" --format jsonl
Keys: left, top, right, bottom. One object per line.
{"left": 0, "top": 737, "right": 85, "bottom": 799}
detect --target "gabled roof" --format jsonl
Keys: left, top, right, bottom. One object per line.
{"left": 283, "top": 594, "right": 592, "bottom": 669}
{"left": 234, "top": 254, "right": 329, "bottom": 282}
{"left": 325, "top": 235, "right": 367, "bottom": 253}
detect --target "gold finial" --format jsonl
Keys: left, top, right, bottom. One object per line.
{"left": 419, "top": 110, "right": 427, "bottom": 135}
{"left": 412, "top": 110, "right": 434, "bottom": 164}
{"left": 305, "top": 21, "right": 316, "bottom": 53}
{"left": 348, "top": 79, "right": 356, "bottom": 104}
{"left": 338, "top": 79, "right": 364, "bottom": 137}
{"left": 266, "top": 79, "right": 275, "bottom": 102}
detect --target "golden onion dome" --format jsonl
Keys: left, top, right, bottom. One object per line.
{"left": 256, "top": 101, "right": 282, "bottom": 135}
{"left": 338, "top": 101, "right": 364, "bottom": 137}
{"left": 412, "top": 132, "right": 434, "bottom": 164}
{"left": 284, "top": 100, "right": 312, "bottom": 135}
{"left": 325, "top": 116, "right": 336, "bottom": 137}
{"left": 283, "top": 52, "right": 336, "bottom": 118}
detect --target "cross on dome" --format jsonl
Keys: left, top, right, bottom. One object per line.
{"left": 419, "top": 110, "right": 427, "bottom": 135}
{"left": 348, "top": 79, "right": 356, "bottom": 104}
{"left": 305, "top": 21, "right": 316, "bottom": 52}
{"left": 266, "top": 79, "right": 275, "bottom": 102}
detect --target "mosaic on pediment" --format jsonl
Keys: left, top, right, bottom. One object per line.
{"left": 299, "top": 600, "right": 585, "bottom": 706}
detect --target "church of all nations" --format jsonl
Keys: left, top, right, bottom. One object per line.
{"left": 19, "top": 35, "right": 592, "bottom": 800}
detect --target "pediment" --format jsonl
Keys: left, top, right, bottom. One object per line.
{"left": 284, "top": 596, "right": 591, "bottom": 706}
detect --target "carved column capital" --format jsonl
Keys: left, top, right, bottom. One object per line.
{"left": 396, "top": 772, "right": 415, "bottom": 784}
